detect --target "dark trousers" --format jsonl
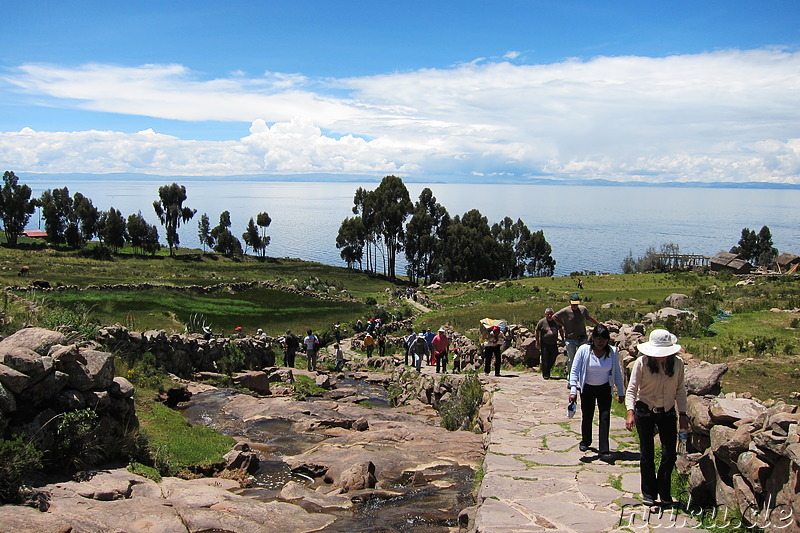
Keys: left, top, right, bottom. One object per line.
{"left": 436, "top": 351, "right": 448, "bottom": 373}
{"left": 579, "top": 383, "right": 612, "bottom": 453}
{"left": 540, "top": 342, "right": 557, "bottom": 378}
{"left": 484, "top": 345, "right": 501, "bottom": 376}
{"left": 634, "top": 401, "right": 678, "bottom": 502}
{"left": 285, "top": 349, "right": 296, "bottom": 368}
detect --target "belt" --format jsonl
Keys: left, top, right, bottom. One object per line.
{"left": 636, "top": 401, "right": 674, "bottom": 414}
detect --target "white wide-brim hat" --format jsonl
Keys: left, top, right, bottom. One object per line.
{"left": 637, "top": 329, "right": 681, "bottom": 358}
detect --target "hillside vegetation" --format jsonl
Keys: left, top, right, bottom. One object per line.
{"left": 2, "top": 244, "right": 799, "bottom": 403}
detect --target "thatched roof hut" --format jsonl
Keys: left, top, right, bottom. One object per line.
{"left": 709, "top": 251, "right": 753, "bottom": 274}
{"left": 775, "top": 252, "right": 800, "bottom": 273}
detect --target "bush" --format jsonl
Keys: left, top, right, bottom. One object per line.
{"left": 51, "top": 408, "right": 104, "bottom": 473}
{"left": 217, "top": 343, "right": 246, "bottom": 376}
{"left": 439, "top": 375, "right": 484, "bottom": 431}
{"left": 0, "top": 436, "right": 43, "bottom": 504}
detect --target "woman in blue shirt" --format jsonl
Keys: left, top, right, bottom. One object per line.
{"left": 568, "top": 324, "right": 625, "bottom": 459}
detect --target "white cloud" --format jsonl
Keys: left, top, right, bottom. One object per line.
{"left": 2, "top": 49, "right": 800, "bottom": 183}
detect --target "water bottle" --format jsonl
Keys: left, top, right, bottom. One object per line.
{"left": 677, "top": 430, "right": 688, "bottom": 455}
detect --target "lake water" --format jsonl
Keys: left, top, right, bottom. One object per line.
{"left": 21, "top": 177, "right": 800, "bottom": 277}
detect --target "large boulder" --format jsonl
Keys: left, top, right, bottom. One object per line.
{"left": 665, "top": 293, "right": 691, "bottom": 307}
{"left": 685, "top": 362, "right": 728, "bottom": 395}
{"left": 0, "top": 327, "right": 67, "bottom": 356}
{"left": 335, "top": 461, "right": 377, "bottom": 492}
{"left": 60, "top": 350, "right": 115, "bottom": 392}
{"left": 0, "top": 363, "right": 30, "bottom": 394}
{"left": 233, "top": 371, "right": 271, "bottom": 395}
{"left": 1, "top": 347, "right": 52, "bottom": 381}
{"left": 709, "top": 397, "right": 765, "bottom": 425}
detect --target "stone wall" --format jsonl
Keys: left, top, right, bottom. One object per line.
{"left": 681, "top": 390, "right": 800, "bottom": 532}
{"left": 0, "top": 327, "right": 136, "bottom": 451}
{"left": 96, "top": 324, "right": 276, "bottom": 378}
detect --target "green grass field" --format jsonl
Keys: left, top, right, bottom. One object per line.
{"left": 3, "top": 244, "right": 799, "bottom": 402}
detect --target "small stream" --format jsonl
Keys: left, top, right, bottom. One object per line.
{"left": 180, "top": 377, "right": 476, "bottom": 532}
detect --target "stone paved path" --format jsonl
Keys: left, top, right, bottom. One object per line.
{"left": 473, "top": 371, "right": 708, "bottom": 533}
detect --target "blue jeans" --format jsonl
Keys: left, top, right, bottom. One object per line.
{"left": 565, "top": 336, "right": 587, "bottom": 376}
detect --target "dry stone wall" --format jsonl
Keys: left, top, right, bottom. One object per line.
{"left": 96, "top": 324, "right": 277, "bottom": 378}
{"left": 0, "top": 327, "right": 136, "bottom": 450}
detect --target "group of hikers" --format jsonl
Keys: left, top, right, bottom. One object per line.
{"left": 265, "top": 289, "right": 687, "bottom": 508}
{"left": 541, "top": 292, "right": 689, "bottom": 509}
{"left": 403, "top": 327, "right": 454, "bottom": 373}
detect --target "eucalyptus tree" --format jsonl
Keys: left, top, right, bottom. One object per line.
{"left": 255, "top": 212, "right": 272, "bottom": 257}
{"left": 518, "top": 228, "right": 556, "bottom": 276}
{"left": 39, "top": 187, "right": 72, "bottom": 244}
{"left": 65, "top": 192, "right": 99, "bottom": 249}
{"left": 153, "top": 183, "right": 196, "bottom": 256}
{"left": 405, "top": 188, "right": 450, "bottom": 283}
{"left": 372, "top": 176, "right": 413, "bottom": 278}
{"left": 127, "top": 211, "right": 161, "bottom": 255}
{"left": 197, "top": 213, "right": 212, "bottom": 253}
{"left": 731, "top": 226, "right": 778, "bottom": 267}
{"left": 0, "top": 171, "right": 37, "bottom": 247}
{"left": 211, "top": 210, "right": 242, "bottom": 257}
{"left": 350, "top": 186, "right": 379, "bottom": 273}
{"left": 97, "top": 208, "right": 127, "bottom": 252}
{"left": 441, "top": 209, "right": 498, "bottom": 281}
{"left": 336, "top": 216, "right": 367, "bottom": 269}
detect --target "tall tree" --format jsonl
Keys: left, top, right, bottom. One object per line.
{"left": 97, "top": 208, "right": 127, "bottom": 252}
{"left": 211, "top": 210, "right": 242, "bottom": 257}
{"left": 755, "top": 226, "right": 778, "bottom": 267}
{"left": 241, "top": 217, "right": 261, "bottom": 256}
{"left": 256, "top": 212, "right": 271, "bottom": 257}
{"left": 65, "top": 192, "right": 99, "bottom": 249}
{"left": 336, "top": 216, "right": 367, "bottom": 269}
{"left": 370, "top": 175, "right": 413, "bottom": 278}
{"left": 731, "top": 226, "right": 777, "bottom": 266}
{"left": 0, "top": 171, "right": 37, "bottom": 247}
{"left": 441, "top": 210, "right": 497, "bottom": 282}
{"left": 39, "top": 187, "right": 72, "bottom": 244}
{"left": 730, "top": 228, "right": 758, "bottom": 262}
{"left": 519, "top": 228, "right": 556, "bottom": 277}
{"left": 127, "top": 211, "right": 161, "bottom": 255}
{"left": 197, "top": 213, "right": 212, "bottom": 253}
{"left": 153, "top": 183, "right": 196, "bottom": 257}
{"left": 405, "top": 188, "right": 450, "bottom": 283}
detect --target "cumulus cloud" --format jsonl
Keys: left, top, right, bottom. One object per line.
{"left": 2, "top": 49, "right": 800, "bottom": 182}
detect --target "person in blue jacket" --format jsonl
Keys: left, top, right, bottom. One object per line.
{"left": 568, "top": 324, "right": 625, "bottom": 460}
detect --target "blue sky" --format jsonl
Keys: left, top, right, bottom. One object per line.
{"left": 2, "top": 1, "right": 799, "bottom": 183}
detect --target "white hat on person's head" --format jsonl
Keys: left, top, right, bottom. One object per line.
{"left": 438, "top": 328, "right": 446, "bottom": 333}
{"left": 637, "top": 329, "right": 681, "bottom": 358}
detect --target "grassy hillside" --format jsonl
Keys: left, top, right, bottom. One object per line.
{"left": 2, "top": 244, "right": 799, "bottom": 403}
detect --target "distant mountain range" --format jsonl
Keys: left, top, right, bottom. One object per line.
{"left": 16, "top": 172, "right": 800, "bottom": 190}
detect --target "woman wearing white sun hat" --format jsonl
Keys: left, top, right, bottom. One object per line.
{"left": 625, "top": 329, "right": 689, "bottom": 507}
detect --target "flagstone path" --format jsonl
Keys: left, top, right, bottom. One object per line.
{"left": 472, "top": 371, "right": 708, "bottom": 533}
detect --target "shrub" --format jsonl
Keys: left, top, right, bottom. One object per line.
{"left": 439, "top": 375, "right": 484, "bottom": 431}
{"left": 364, "top": 297, "right": 377, "bottom": 306}
{"left": 0, "top": 436, "right": 43, "bottom": 504}
{"left": 51, "top": 408, "right": 104, "bottom": 473}
{"left": 217, "top": 343, "right": 246, "bottom": 376}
